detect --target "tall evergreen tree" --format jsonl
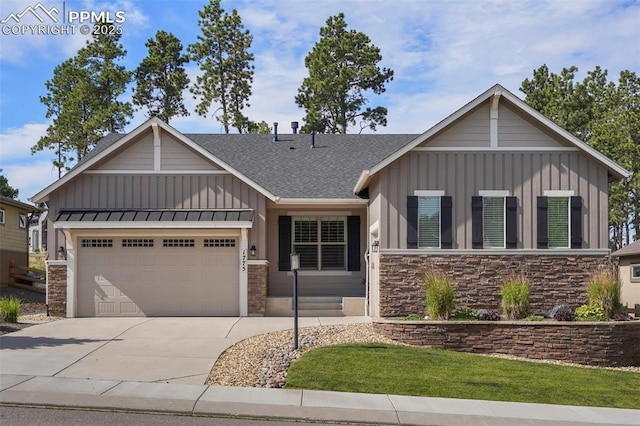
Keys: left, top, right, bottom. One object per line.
{"left": 521, "top": 65, "right": 640, "bottom": 247}
{"left": 133, "top": 30, "right": 190, "bottom": 123}
{"left": 33, "top": 23, "right": 132, "bottom": 174}
{"left": 187, "top": 0, "right": 254, "bottom": 133}
{"left": 0, "top": 170, "right": 19, "bottom": 199}
{"left": 295, "top": 13, "right": 394, "bottom": 134}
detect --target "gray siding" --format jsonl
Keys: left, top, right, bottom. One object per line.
{"left": 266, "top": 204, "right": 367, "bottom": 297}
{"left": 425, "top": 104, "right": 490, "bottom": 147}
{"left": 47, "top": 173, "right": 266, "bottom": 258}
{"left": 373, "top": 150, "right": 609, "bottom": 250}
{"left": 160, "top": 135, "right": 218, "bottom": 170}
{"left": 498, "top": 102, "right": 564, "bottom": 148}
{"left": 97, "top": 133, "right": 154, "bottom": 170}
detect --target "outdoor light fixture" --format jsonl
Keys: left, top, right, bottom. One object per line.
{"left": 249, "top": 245, "right": 257, "bottom": 257}
{"left": 57, "top": 246, "right": 65, "bottom": 259}
{"left": 290, "top": 253, "right": 300, "bottom": 349}
{"left": 371, "top": 240, "right": 380, "bottom": 253}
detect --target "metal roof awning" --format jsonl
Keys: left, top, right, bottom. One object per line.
{"left": 54, "top": 209, "right": 254, "bottom": 229}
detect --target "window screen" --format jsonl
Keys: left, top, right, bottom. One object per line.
{"left": 418, "top": 197, "right": 440, "bottom": 248}
{"left": 483, "top": 197, "right": 505, "bottom": 248}
{"left": 548, "top": 197, "right": 569, "bottom": 248}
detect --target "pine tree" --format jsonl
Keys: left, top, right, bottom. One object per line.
{"left": 0, "top": 169, "right": 19, "bottom": 199}
{"left": 133, "top": 30, "right": 190, "bottom": 123}
{"left": 187, "top": 0, "right": 254, "bottom": 133}
{"left": 295, "top": 13, "right": 394, "bottom": 134}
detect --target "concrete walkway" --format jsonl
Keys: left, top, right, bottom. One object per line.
{"left": 1, "top": 317, "right": 639, "bottom": 425}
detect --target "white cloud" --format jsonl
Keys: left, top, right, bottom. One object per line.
{"left": 0, "top": 122, "right": 48, "bottom": 161}
{"left": 3, "top": 157, "right": 58, "bottom": 202}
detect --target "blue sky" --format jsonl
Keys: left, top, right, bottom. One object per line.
{"left": 0, "top": 0, "right": 638, "bottom": 203}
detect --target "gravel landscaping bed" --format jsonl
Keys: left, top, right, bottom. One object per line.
{"left": 207, "top": 323, "right": 397, "bottom": 388}
{"left": 0, "top": 286, "right": 62, "bottom": 335}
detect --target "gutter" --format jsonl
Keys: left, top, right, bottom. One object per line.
{"left": 353, "top": 170, "right": 370, "bottom": 195}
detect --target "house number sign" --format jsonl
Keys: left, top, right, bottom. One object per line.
{"left": 241, "top": 249, "right": 247, "bottom": 272}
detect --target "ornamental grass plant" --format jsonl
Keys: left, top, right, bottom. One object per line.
{"left": 586, "top": 269, "right": 621, "bottom": 318}
{"left": 0, "top": 296, "right": 21, "bottom": 323}
{"left": 424, "top": 270, "right": 454, "bottom": 320}
{"left": 501, "top": 276, "right": 530, "bottom": 320}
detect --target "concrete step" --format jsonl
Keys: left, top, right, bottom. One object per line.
{"left": 298, "top": 309, "right": 345, "bottom": 317}
{"left": 298, "top": 302, "right": 343, "bottom": 310}
{"left": 297, "top": 297, "right": 342, "bottom": 303}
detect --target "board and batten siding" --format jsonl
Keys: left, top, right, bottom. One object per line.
{"left": 47, "top": 173, "right": 266, "bottom": 256}
{"left": 374, "top": 150, "right": 609, "bottom": 250}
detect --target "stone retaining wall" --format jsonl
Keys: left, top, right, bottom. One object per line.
{"left": 373, "top": 319, "right": 640, "bottom": 367}
{"left": 378, "top": 254, "right": 609, "bottom": 317}
{"left": 46, "top": 261, "right": 67, "bottom": 317}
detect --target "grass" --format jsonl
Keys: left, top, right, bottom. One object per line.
{"left": 285, "top": 343, "right": 640, "bottom": 409}
{"left": 0, "top": 296, "right": 22, "bottom": 323}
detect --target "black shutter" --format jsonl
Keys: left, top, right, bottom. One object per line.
{"left": 537, "top": 196, "right": 548, "bottom": 249}
{"left": 441, "top": 196, "right": 453, "bottom": 249}
{"left": 471, "top": 196, "right": 483, "bottom": 249}
{"left": 407, "top": 196, "right": 418, "bottom": 249}
{"left": 347, "top": 216, "right": 361, "bottom": 271}
{"left": 278, "top": 216, "right": 292, "bottom": 271}
{"left": 506, "top": 196, "right": 518, "bottom": 249}
{"left": 570, "top": 196, "right": 583, "bottom": 249}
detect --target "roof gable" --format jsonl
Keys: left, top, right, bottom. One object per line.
{"left": 355, "top": 84, "right": 630, "bottom": 194}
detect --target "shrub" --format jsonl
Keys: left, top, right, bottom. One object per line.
{"left": 523, "top": 315, "right": 543, "bottom": 321}
{"left": 501, "top": 276, "right": 530, "bottom": 320}
{"left": 477, "top": 309, "right": 500, "bottom": 321}
{"left": 553, "top": 305, "right": 576, "bottom": 322}
{"left": 402, "top": 314, "right": 425, "bottom": 321}
{"left": 451, "top": 307, "right": 478, "bottom": 321}
{"left": 586, "top": 269, "right": 621, "bottom": 318}
{"left": 575, "top": 304, "right": 607, "bottom": 322}
{"left": 0, "top": 296, "right": 22, "bottom": 323}
{"left": 424, "top": 271, "right": 454, "bottom": 320}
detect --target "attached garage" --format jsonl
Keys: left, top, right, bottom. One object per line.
{"left": 77, "top": 236, "right": 239, "bottom": 316}
{"left": 53, "top": 209, "right": 254, "bottom": 317}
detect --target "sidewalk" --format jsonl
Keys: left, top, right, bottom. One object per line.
{"left": 1, "top": 374, "right": 639, "bottom": 425}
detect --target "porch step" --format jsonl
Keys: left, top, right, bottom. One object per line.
{"left": 298, "top": 309, "right": 345, "bottom": 317}
{"left": 298, "top": 297, "right": 343, "bottom": 312}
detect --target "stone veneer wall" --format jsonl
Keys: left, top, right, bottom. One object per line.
{"left": 46, "top": 261, "right": 67, "bottom": 317}
{"left": 373, "top": 319, "right": 640, "bottom": 367}
{"left": 248, "top": 263, "right": 268, "bottom": 316}
{"left": 378, "top": 254, "right": 609, "bottom": 318}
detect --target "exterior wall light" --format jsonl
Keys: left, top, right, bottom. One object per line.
{"left": 57, "top": 246, "right": 66, "bottom": 260}
{"left": 249, "top": 245, "right": 257, "bottom": 257}
{"left": 371, "top": 240, "right": 380, "bottom": 253}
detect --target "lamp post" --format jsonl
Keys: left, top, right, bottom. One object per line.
{"left": 290, "top": 253, "right": 300, "bottom": 350}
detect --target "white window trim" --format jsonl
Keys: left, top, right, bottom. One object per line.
{"left": 479, "top": 190, "right": 510, "bottom": 197}
{"left": 0, "top": 209, "right": 5, "bottom": 224}
{"left": 544, "top": 190, "right": 574, "bottom": 197}
{"left": 545, "top": 192, "right": 572, "bottom": 249}
{"left": 631, "top": 264, "right": 640, "bottom": 283}
{"left": 414, "top": 190, "right": 445, "bottom": 197}
{"left": 19, "top": 213, "right": 27, "bottom": 229}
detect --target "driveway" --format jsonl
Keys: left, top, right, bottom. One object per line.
{"left": 0, "top": 317, "right": 369, "bottom": 385}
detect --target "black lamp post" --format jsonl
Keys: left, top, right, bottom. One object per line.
{"left": 290, "top": 253, "right": 300, "bottom": 350}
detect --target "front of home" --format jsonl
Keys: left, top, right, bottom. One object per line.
{"left": 0, "top": 196, "right": 40, "bottom": 285}
{"left": 32, "top": 84, "right": 630, "bottom": 318}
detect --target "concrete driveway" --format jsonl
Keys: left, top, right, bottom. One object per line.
{"left": 0, "top": 317, "right": 368, "bottom": 385}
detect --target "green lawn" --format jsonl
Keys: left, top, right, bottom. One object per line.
{"left": 285, "top": 344, "right": 640, "bottom": 409}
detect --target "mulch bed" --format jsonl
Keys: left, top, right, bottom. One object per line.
{"left": 0, "top": 286, "right": 48, "bottom": 335}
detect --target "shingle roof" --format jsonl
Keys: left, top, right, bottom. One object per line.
{"left": 611, "top": 240, "right": 640, "bottom": 257}
{"left": 78, "top": 132, "right": 418, "bottom": 199}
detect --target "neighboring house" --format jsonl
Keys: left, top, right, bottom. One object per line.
{"left": 28, "top": 210, "right": 48, "bottom": 253}
{"left": 0, "top": 196, "right": 40, "bottom": 285}
{"left": 32, "top": 84, "right": 631, "bottom": 318}
{"left": 612, "top": 241, "right": 640, "bottom": 312}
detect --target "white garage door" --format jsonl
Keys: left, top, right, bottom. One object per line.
{"left": 77, "top": 236, "right": 239, "bottom": 317}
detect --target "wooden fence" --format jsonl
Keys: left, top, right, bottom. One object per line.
{"left": 8, "top": 261, "right": 45, "bottom": 294}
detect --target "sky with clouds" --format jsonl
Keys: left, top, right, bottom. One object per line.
{"left": 0, "top": 0, "right": 638, "bottom": 203}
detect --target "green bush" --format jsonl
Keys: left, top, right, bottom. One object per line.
{"left": 401, "top": 314, "right": 425, "bottom": 321}
{"left": 0, "top": 296, "right": 22, "bottom": 323}
{"left": 501, "top": 277, "right": 530, "bottom": 320}
{"left": 451, "top": 307, "right": 478, "bottom": 321}
{"left": 586, "top": 269, "right": 621, "bottom": 318}
{"left": 575, "top": 304, "right": 608, "bottom": 321}
{"left": 424, "top": 271, "right": 454, "bottom": 320}
{"left": 523, "top": 315, "right": 544, "bottom": 321}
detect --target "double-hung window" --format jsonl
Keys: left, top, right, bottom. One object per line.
{"left": 537, "top": 191, "right": 582, "bottom": 249}
{"left": 293, "top": 217, "right": 346, "bottom": 270}
{"left": 418, "top": 197, "right": 441, "bottom": 248}
{"left": 482, "top": 197, "right": 505, "bottom": 248}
